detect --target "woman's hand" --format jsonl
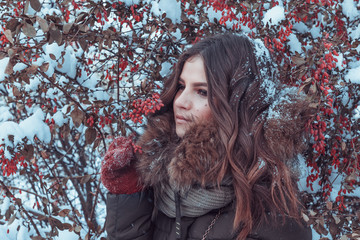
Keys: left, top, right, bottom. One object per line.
{"left": 101, "top": 137, "right": 143, "bottom": 194}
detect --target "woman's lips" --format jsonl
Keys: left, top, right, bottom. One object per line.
{"left": 175, "top": 115, "right": 190, "bottom": 124}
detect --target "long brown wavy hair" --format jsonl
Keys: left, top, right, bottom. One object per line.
{"left": 158, "top": 34, "right": 313, "bottom": 239}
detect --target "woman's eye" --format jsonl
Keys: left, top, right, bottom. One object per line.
{"left": 177, "top": 84, "right": 185, "bottom": 91}
{"left": 197, "top": 89, "right": 208, "bottom": 97}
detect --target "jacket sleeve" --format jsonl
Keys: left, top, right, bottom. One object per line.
{"left": 105, "top": 190, "right": 154, "bottom": 240}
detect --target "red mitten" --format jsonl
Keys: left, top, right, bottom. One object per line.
{"left": 101, "top": 137, "right": 143, "bottom": 194}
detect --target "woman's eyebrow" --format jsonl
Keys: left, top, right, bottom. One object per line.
{"left": 179, "top": 78, "right": 207, "bottom": 87}
{"left": 193, "top": 82, "right": 208, "bottom": 87}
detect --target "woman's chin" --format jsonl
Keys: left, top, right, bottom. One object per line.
{"left": 175, "top": 125, "right": 189, "bottom": 138}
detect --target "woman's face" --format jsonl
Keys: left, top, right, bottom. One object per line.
{"left": 173, "top": 56, "right": 212, "bottom": 137}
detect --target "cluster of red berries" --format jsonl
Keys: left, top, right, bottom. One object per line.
{"left": 104, "top": 60, "right": 128, "bottom": 81}
{"left": 72, "top": 0, "right": 81, "bottom": 10}
{"left": 86, "top": 116, "right": 95, "bottom": 127}
{"left": 64, "top": 9, "right": 71, "bottom": 22}
{"left": 13, "top": 2, "right": 24, "bottom": 17}
{"left": 305, "top": 0, "right": 337, "bottom": 6}
{"left": 322, "top": 181, "right": 332, "bottom": 200}
{"left": 119, "top": 58, "right": 129, "bottom": 72}
{"left": 336, "top": 195, "right": 346, "bottom": 211}
{"left": 0, "top": 29, "right": 9, "bottom": 48}
{"left": 96, "top": 9, "right": 109, "bottom": 25}
{"left": 306, "top": 170, "right": 319, "bottom": 191}
{"left": 0, "top": 150, "right": 27, "bottom": 177}
{"left": 130, "top": 61, "right": 139, "bottom": 73}
{"left": 334, "top": 15, "right": 348, "bottom": 41}
{"left": 310, "top": 117, "right": 326, "bottom": 154}
{"left": 122, "top": 93, "right": 164, "bottom": 124}
{"left": 98, "top": 115, "right": 114, "bottom": 128}
{"left": 206, "top": 1, "right": 256, "bottom": 30}
{"left": 86, "top": 109, "right": 115, "bottom": 128}
{"left": 130, "top": 5, "right": 143, "bottom": 22}
{"left": 131, "top": 142, "right": 142, "bottom": 154}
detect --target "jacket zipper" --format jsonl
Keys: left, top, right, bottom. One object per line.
{"left": 175, "top": 191, "right": 182, "bottom": 239}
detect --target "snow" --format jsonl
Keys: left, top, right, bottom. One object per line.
{"left": 254, "top": 38, "right": 271, "bottom": 59}
{"left": 0, "top": 57, "right": 10, "bottom": 82}
{"left": 0, "top": 231, "right": 13, "bottom": 240}
{"left": 172, "top": 28, "right": 182, "bottom": 40}
{"left": 19, "top": 108, "right": 51, "bottom": 144}
{"left": 334, "top": 53, "right": 345, "bottom": 70}
{"left": 0, "top": 218, "right": 80, "bottom": 240}
{"left": 0, "top": 197, "right": 11, "bottom": 214}
{"left": 206, "top": 6, "right": 223, "bottom": 23}
{"left": 0, "top": 1, "right": 359, "bottom": 239}
{"left": 0, "top": 106, "right": 13, "bottom": 122}
{"left": 0, "top": 121, "right": 25, "bottom": 157}
{"left": 78, "top": 71, "right": 100, "bottom": 89}
{"left": 151, "top": 0, "right": 181, "bottom": 24}
{"left": 58, "top": 75, "right": 69, "bottom": 87}
{"left": 53, "top": 111, "right": 67, "bottom": 127}
{"left": 124, "top": 0, "right": 141, "bottom": 6}
{"left": 13, "top": 63, "right": 27, "bottom": 73}
{"left": 46, "top": 87, "right": 59, "bottom": 99}
{"left": 25, "top": 77, "right": 41, "bottom": 91}
{"left": 59, "top": 46, "right": 79, "bottom": 79}
{"left": 43, "top": 43, "right": 78, "bottom": 79}
{"left": 40, "top": 6, "right": 62, "bottom": 16}
{"left": 287, "top": 33, "right": 302, "bottom": 54}
{"left": 293, "top": 22, "right": 309, "bottom": 34}
{"left": 349, "top": 24, "right": 360, "bottom": 40}
{"left": 31, "top": 57, "right": 45, "bottom": 68}
{"left": 16, "top": 225, "right": 36, "bottom": 240}
{"left": 345, "top": 65, "right": 360, "bottom": 84}
{"left": 267, "top": 87, "right": 302, "bottom": 120}
{"left": 54, "top": 230, "right": 79, "bottom": 239}
{"left": 92, "top": 89, "right": 111, "bottom": 101}
{"left": 44, "top": 43, "right": 64, "bottom": 62}
{"left": 310, "top": 26, "right": 321, "bottom": 39}
{"left": 253, "top": 38, "right": 277, "bottom": 102}
{"left": 342, "top": 0, "right": 360, "bottom": 21}
{"left": 26, "top": 0, "right": 37, "bottom": 15}
{"left": 354, "top": 106, "right": 360, "bottom": 120}
{"left": 0, "top": 218, "right": 21, "bottom": 240}
{"left": 339, "top": 86, "right": 352, "bottom": 107}
{"left": 262, "top": 6, "right": 285, "bottom": 26}
{"left": 0, "top": 108, "right": 51, "bottom": 158}
{"left": 150, "top": 2, "right": 161, "bottom": 16}
{"left": 160, "top": 62, "right": 172, "bottom": 77}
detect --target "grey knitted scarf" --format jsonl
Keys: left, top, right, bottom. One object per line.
{"left": 155, "top": 180, "right": 234, "bottom": 218}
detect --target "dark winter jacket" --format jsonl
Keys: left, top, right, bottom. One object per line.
{"left": 105, "top": 113, "right": 312, "bottom": 240}
{"left": 105, "top": 190, "right": 312, "bottom": 240}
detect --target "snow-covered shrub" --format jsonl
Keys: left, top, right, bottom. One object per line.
{"left": 0, "top": 0, "right": 359, "bottom": 239}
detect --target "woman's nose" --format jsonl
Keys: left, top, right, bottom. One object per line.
{"left": 174, "top": 91, "right": 191, "bottom": 110}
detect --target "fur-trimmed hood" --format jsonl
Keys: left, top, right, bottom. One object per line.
{"left": 135, "top": 112, "right": 226, "bottom": 192}
{"left": 135, "top": 94, "right": 312, "bottom": 191}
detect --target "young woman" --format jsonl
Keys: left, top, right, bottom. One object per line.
{"left": 101, "top": 34, "right": 313, "bottom": 240}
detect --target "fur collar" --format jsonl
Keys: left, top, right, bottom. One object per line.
{"left": 135, "top": 112, "right": 226, "bottom": 192}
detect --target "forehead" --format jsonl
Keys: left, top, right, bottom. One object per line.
{"left": 180, "top": 56, "right": 207, "bottom": 83}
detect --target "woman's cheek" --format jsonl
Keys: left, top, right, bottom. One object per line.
{"left": 195, "top": 103, "right": 212, "bottom": 123}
